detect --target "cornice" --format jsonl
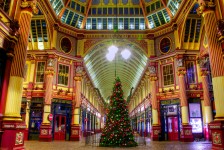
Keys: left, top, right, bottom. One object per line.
{"left": 26, "top": 49, "right": 83, "bottom": 62}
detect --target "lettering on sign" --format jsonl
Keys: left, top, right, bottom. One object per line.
{"left": 210, "top": 126, "right": 220, "bottom": 129}
{"left": 3, "top": 124, "right": 15, "bottom": 128}
{"left": 16, "top": 125, "right": 26, "bottom": 129}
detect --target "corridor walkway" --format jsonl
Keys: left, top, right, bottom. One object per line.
{"left": 25, "top": 140, "right": 212, "bottom": 150}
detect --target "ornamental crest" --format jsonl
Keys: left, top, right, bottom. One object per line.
{"left": 15, "top": 132, "right": 24, "bottom": 145}
{"left": 47, "top": 58, "right": 55, "bottom": 67}
{"left": 212, "top": 132, "right": 222, "bottom": 145}
{"left": 148, "top": 66, "right": 156, "bottom": 74}
{"left": 76, "top": 66, "right": 83, "bottom": 74}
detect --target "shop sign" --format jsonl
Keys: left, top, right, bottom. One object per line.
{"left": 48, "top": 114, "right": 53, "bottom": 121}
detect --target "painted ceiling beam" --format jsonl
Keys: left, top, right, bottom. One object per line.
{"left": 161, "top": 0, "right": 173, "bottom": 19}
{"left": 58, "top": 0, "right": 71, "bottom": 19}
{"left": 81, "top": 0, "right": 92, "bottom": 29}
{"left": 139, "top": 0, "right": 150, "bottom": 29}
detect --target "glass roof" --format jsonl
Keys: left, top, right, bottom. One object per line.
{"left": 49, "top": 0, "right": 183, "bottom": 30}
{"left": 84, "top": 40, "right": 148, "bottom": 101}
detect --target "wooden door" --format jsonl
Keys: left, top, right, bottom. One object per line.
{"left": 54, "top": 115, "right": 66, "bottom": 140}
{"left": 168, "top": 117, "right": 179, "bottom": 141}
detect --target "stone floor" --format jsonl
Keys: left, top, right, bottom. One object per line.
{"left": 24, "top": 138, "right": 212, "bottom": 150}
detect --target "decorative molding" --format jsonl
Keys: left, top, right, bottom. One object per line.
{"left": 21, "top": 0, "right": 38, "bottom": 14}
{"left": 176, "top": 58, "right": 183, "bottom": 67}
{"left": 45, "top": 70, "right": 54, "bottom": 75}
{"left": 150, "top": 76, "right": 158, "bottom": 81}
{"left": 217, "top": 19, "right": 224, "bottom": 43}
{"left": 197, "top": 0, "right": 215, "bottom": 15}
{"left": 148, "top": 66, "right": 156, "bottom": 74}
{"left": 74, "top": 76, "right": 82, "bottom": 81}
{"left": 201, "top": 69, "right": 209, "bottom": 76}
{"left": 177, "top": 67, "right": 186, "bottom": 76}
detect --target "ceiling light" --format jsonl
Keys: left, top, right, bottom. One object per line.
{"left": 106, "top": 52, "right": 115, "bottom": 61}
{"left": 108, "top": 45, "right": 118, "bottom": 54}
{"left": 121, "top": 49, "right": 131, "bottom": 60}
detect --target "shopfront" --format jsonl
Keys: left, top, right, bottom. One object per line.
{"left": 145, "top": 107, "right": 152, "bottom": 137}
{"left": 160, "top": 99, "right": 181, "bottom": 141}
{"left": 0, "top": 50, "right": 6, "bottom": 101}
{"left": 29, "top": 98, "right": 44, "bottom": 140}
{"left": 51, "top": 99, "right": 72, "bottom": 141}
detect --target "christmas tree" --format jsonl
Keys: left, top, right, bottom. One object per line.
{"left": 99, "top": 77, "right": 137, "bottom": 147}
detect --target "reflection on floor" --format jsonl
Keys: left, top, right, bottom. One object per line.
{"left": 25, "top": 135, "right": 212, "bottom": 150}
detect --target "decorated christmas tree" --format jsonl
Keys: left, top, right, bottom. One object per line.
{"left": 99, "top": 77, "right": 137, "bottom": 147}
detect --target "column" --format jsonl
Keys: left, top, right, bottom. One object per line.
{"left": 177, "top": 67, "right": 193, "bottom": 142}
{"left": 150, "top": 74, "right": 161, "bottom": 141}
{"left": 201, "top": 67, "right": 213, "bottom": 140}
{"left": 1, "top": 1, "right": 38, "bottom": 149}
{"left": 0, "top": 51, "right": 14, "bottom": 117}
{"left": 197, "top": 1, "right": 224, "bottom": 149}
{"left": 39, "top": 58, "right": 55, "bottom": 141}
{"left": 70, "top": 76, "right": 82, "bottom": 141}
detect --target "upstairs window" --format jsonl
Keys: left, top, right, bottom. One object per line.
{"left": 0, "top": 0, "right": 11, "bottom": 13}
{"left": 36, "top": 62, "right": 45, "bottom": 83}
{"left": 186, "top": 61, "right": 196, "bottom": 84}
{"left": 163, "top": 64, "right": 174, "bottom": 86}
{"left": 58, "top": 64, "right": 69, "bottom": 86}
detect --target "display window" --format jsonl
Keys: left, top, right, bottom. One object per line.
{"left": 189, "top": 103, "right": 203, "bottom": 133}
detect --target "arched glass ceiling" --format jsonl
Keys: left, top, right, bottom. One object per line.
{"left": 84, "top": 40, "right": 148, "bottom": 102}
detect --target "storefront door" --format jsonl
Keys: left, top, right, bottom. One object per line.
{"left": 54, "top": 115, "right": 66, "bottom": 140}
{"left": 168, "top": 117, "right": 178, "bottom": 141}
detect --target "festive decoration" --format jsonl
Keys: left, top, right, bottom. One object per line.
{"left": 99, "top": 77, "right": 137, "bottom": 147}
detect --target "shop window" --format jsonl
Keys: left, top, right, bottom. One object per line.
{"left": 163, "top": 64, "right": 174, "bottom": 86}
{"left": 29, "top": 98, "right": 43, "bottom": 140}
{"left": 36, "top": 62, "right": 45, "bottom": 83}
{"left": 186, "top": 61, "right": 196, "bottom": 84}
{"left": 58, "top": 64, "right": 69, "bottom": 86}
{"left": 189, "top": 102, "right": 203, "bottom": 133}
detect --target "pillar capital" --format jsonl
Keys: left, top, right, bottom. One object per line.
{"left": 200, "top": 68, "right": 209, "bottom": 76}
{"left": 74, "top": 76, "right": 82, "bottom": 81}
{"left": 177, "top": 67, "right": 186, "bottom": 76}
{"left": 150, "top": 76, "right": 158, "bottom": 81}
{"left": 20, "top": 0, "right": 38, "bottom": 14}
{"left": 197, "top": 0, "right": 215, "bottom": 16}
{"left": 217, "top": 19, "right": 224, "bottom": 43}
{"left": 45, "top": 69, "right": 54, "bottom": 76}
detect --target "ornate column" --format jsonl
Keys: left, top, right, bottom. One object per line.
{"left": 70, "top": 65, "right": 83, "bottom": 141}
{"left": 149, "top": 66, "right": 161, "bottom": 141}
{"left": 1, "top": 1, "right": 38, "bottom": 149}
{"left": 177, "top": 62, "right": 193, "bottom": 142}
{"left": 39, "top": 57, "right": 55, "bottom": 141}
{"left": 0, "top": 51, "right": 14, "bottom": 117}
{"left": 201, "top": 67, "right": 213, "bottom": 140}
{"left": 198, "top": 1, "right": 224, "bottom": 149}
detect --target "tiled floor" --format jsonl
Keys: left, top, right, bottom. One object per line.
{"left": 24, "top": 139, "right": 212, "bottom": 150}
